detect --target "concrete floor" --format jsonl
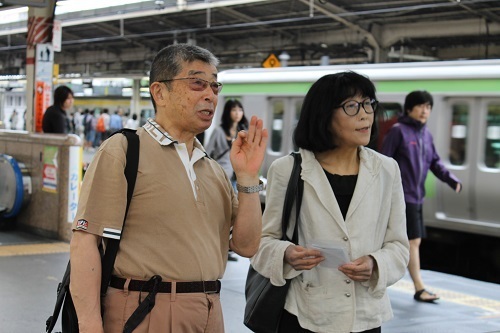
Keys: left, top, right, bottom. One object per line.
{"left": 1, "top": 229, "right": 500, "bottom": 333}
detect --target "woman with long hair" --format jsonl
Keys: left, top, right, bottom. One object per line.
{"left": 206, "top": 99, "right": 249, "bottom": 186}
{"left": 206, "top": 99, "right": 249, "bottom": 262}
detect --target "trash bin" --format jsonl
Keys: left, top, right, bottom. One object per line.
{"left": 0, "top": 154, "right": 32, "bottom": 219}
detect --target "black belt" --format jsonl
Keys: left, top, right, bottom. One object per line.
{"left": 110, "top": 276, "right": 221, "bottom": 294}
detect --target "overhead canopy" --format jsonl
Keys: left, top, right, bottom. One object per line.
{"left": 0, "top": 0, "right": 499, "bottom": 76}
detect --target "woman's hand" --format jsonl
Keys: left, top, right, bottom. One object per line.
{"left": 338, "top": 255, "right": 375, "bottom": 282}
{"left": 284, "top": 245, "right": 324, "bottom": 271}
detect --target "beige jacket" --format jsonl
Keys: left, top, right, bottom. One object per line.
{"left": 251, "top": 147, "right": 409, "bottom": 333}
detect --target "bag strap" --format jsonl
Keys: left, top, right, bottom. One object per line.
{"left": 100, "top": 128, "right": 140, "bottom": 296}
{"left": 46, "top": 129, "right": 140, "bottom": 333}
{"left": 46, "top": 261, "right": 71, "bottom": 332}
{"left": 281, "top": 152, "right": 303, "bottom": 244}
{"left": 213, "top": 147, "right": 230, "bottom": 161}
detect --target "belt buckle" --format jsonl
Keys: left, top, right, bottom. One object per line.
{"left": 202, "top": 280, "right": 218, "bottom": 294}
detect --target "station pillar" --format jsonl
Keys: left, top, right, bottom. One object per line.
{"left": 131, "top": 78, "right": 142, "bottom": 117}
{"left": 25, "top": 0, "right": 57, "bottom": 133}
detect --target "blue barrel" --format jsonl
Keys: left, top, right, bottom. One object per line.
{"left": 0, "top": 154, "right": 31, "bottom": 218}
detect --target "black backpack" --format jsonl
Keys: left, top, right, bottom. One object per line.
{"left": 46, "top": 129, "right": 139, "bottom": 333}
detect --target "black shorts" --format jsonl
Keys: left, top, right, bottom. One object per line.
{"left": 405, "top": 202, "right": 426, "bottom": 240}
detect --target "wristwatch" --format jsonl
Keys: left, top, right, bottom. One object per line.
{"left": 236, "top": 180, "right": 264, "bottom": 193}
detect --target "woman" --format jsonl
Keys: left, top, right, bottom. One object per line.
{"left": 206, "top": 99, "right": 249, "bottom": 262}
{"left": 251, "top": 71, "right": 410, "bottom": 333}
{"left": 42, "top": 85, "right": 74, "bottom": 134}
{"left": 205, "top": 99, "right": 249, "bottom": 187}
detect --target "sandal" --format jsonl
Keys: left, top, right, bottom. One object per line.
{"left": 414, "top": 289, "right": 440, "bottom": 303}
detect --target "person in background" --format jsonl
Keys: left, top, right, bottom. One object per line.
{"left": 381, "top": 90, "right": 462, "bottom": 303}
{"left": 95, "top": 108, "right": 110, "bottom": 146}
{"left": 205, "top": 99, "right": 250, "bottom": 262}
{"left": 42, "top": 85, "right": 74, "bottom": 134}
{"left": 251, "top": 71, "right": 409, "bottom": 333}
{"left": 69, "top": 43, "right": 268, "bottom": 333}
{"left": 9, "top": 110, "right": 18, "bottom": 130}
{"left": 23, "top": 110, "right": 27, "bottom": 130}
{"left": 73, "top": 107, "right": 84, "bottom": 139}
{"left": 205, "top": 99, "right": 249, "bottom": 189}
{"left": 109, "top": 110, "right": 123, "bottom": 133}
{"left": 124, "top": 113, "right": 139, "bottom": 130}
{"left": 84, "top": 109, "right": 97, "bottom": 149}
{"left": 118, "top": 107, "right": 128, "bottom": 126}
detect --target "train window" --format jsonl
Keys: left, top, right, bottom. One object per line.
{"left": 270, "top": 100, "right": 284, "bottom": 152}
{"left": 376, "top": 102, "right": 402, "bottom": 151}
{"left": 484, "top": 104, "right": 500, "bottom": 169}
{"left": 449, "top": 104, "right": 469, "bottom": 166}
{"left": 292, "top": 100, "right": 303, "bottom": 151}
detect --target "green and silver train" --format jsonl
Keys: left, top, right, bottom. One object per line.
{"left": 216, "top": 59, "right": 500, "bottom": 239}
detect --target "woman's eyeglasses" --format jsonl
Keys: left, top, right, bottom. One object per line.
{"left": 336, "top": 98, "right": 378, "bottom": 116}
{"left": 158, "top": 77, "right": 223, "bottom": 95}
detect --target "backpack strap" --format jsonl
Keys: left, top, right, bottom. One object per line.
{"left": 101, "top": 128, "right": 140, "bottom": 296}
{"left": 46, "top": 129, "right": 140, "bottom": 333}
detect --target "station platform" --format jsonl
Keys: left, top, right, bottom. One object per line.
{"left": 0, "top": 229, "right": 499, "bottom": 333}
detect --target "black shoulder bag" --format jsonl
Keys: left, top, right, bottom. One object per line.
{"left": 244, "top": 152, "right": 303, "bottom": 333}
{"left": 46, "top": 129, "right": 140, "bottom": 333}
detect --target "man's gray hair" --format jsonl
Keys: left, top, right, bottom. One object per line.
{"left": 149, "top": 44, "right": 219, "bottom": 85}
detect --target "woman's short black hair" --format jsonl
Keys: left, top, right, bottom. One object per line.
{"left": 404, "top": 90, "right": 434, "bottom": 114}
{"left": 53, "top": 85, "right": 74, "bottom": 109}
{"left": 294, "top": 71, "right": 378, "bottom": 152}
{"left": 220, "top": 99, "right": 248, "bottom": 136}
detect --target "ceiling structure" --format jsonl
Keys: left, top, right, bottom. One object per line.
{"left": 0, "top": 0, "right": 500, "bottom": 78}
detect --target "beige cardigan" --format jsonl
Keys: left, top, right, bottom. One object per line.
{"left": 251, "top": 147, "right": 409, "bottom": 333}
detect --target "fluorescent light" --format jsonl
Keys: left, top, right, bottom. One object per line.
{"left": 0, "top": 6, "right": 28, "bottom": 24}
{"left": 55, "top": 0, "right": 152, "bottom": 14}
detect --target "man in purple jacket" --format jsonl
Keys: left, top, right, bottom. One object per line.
{"left": 381, "top": 90, "right": 462, "bottom": 303}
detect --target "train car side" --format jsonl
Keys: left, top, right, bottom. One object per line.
{"left": 216, "top": 60, "right": 500, "bottom": 239}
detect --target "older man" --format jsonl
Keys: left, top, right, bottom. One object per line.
{"left": 69, "top": 44, "right": 268, "bottom": 333}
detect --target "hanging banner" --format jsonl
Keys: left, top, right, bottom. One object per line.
{"left": 35, "top": 81, "right": 48, "bottom": 132}
{"left": 52, "top": 19, "right": 62, "bottom": 52}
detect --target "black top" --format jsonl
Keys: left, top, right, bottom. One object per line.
{"left": 324, "top": 170, "right": 358, "bottom": 220}
{"left": 42, "top": 105, "right": 71, "bottom": 134}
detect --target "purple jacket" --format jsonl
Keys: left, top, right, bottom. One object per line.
{"left": 381, "top": 115, "right": 461, "bottom": 204}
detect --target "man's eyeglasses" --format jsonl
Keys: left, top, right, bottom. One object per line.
{"left": 158, "top": 77, "right": 223, "bottom": 95}
{"left": 336, "top": 98, "right": 378, "bottom": 116}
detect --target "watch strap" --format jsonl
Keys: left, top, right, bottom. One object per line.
{"left": 236, "top": 180, "right": 264, "bottom": 193}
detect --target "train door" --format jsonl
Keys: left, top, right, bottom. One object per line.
{"left": 473, "top": 98, "right": 500, "bottom": 226}
{"left": 435, "top": 98, "right": 474, "bottom": 223}
{"left": 263, "top": 97, "right": 302, "bottom": 177}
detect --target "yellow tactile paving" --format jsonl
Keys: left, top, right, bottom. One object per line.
{"left": 0, "top": 242, "right": 69, "bottom": 256}
{"left": 391, "top": 279, "right": 500, "bottom": 314}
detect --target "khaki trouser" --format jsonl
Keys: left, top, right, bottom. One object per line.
{"left": 103, "top": 284, "right": 224, "bottom": 333}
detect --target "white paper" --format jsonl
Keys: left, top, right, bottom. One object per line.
{"left": 308, "top": 240, "right": 350, "bottom": 269}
